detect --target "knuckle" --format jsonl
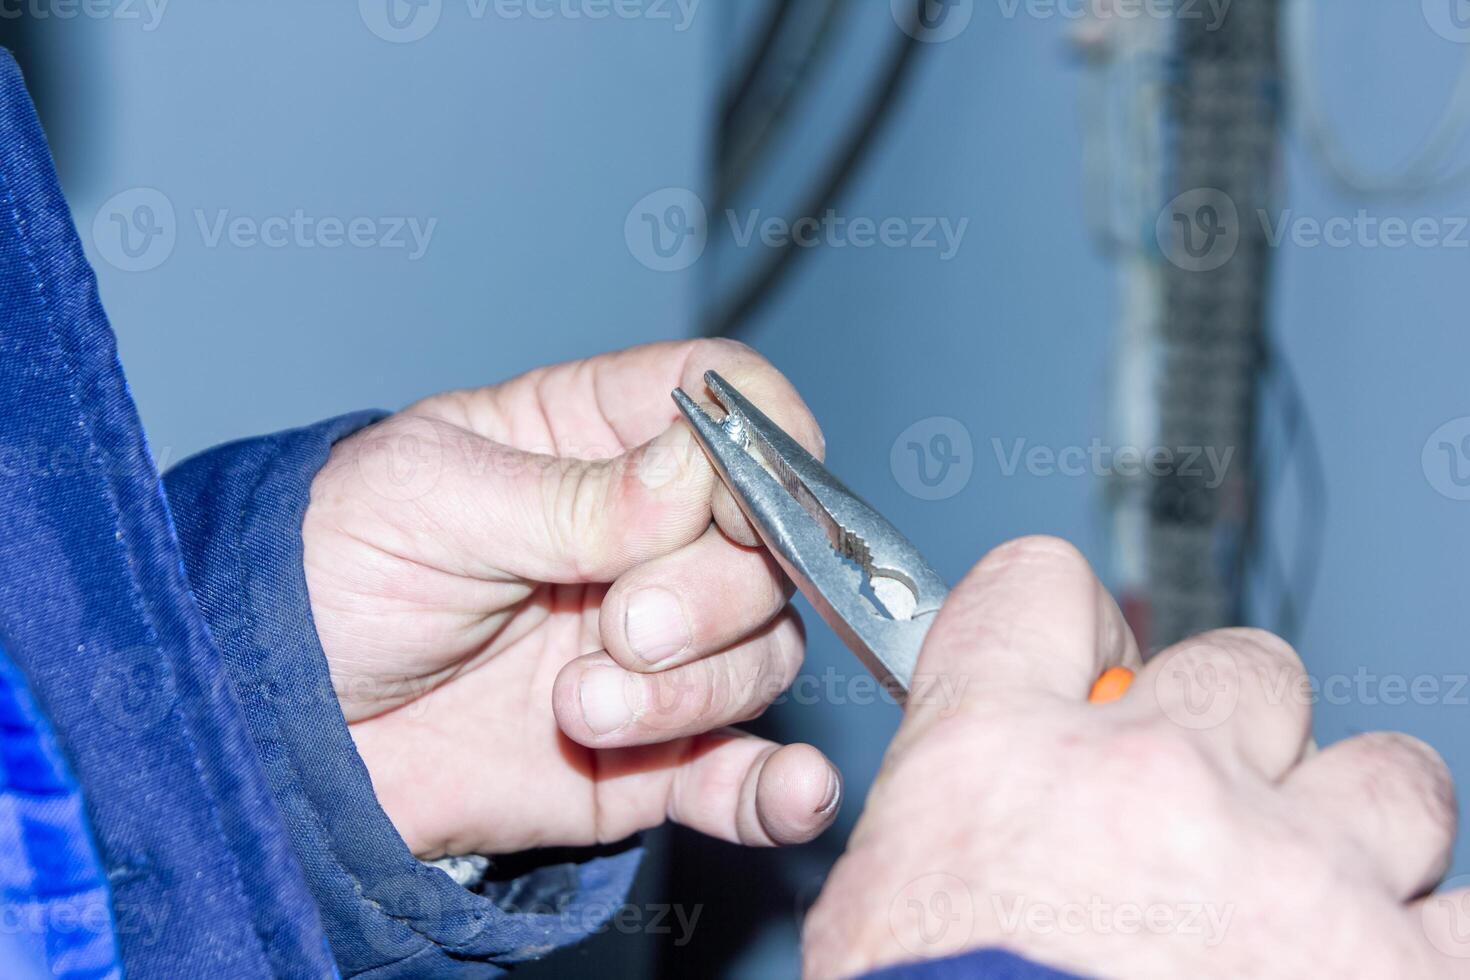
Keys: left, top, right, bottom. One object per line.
{"left": 771, "top": 610, "right": 807, "bottom": 678}
{"left": 546, "top": 458, "right": 613, "bottom": 576}
{"left": 974, "top": 534, "right": 1091, "bottom": 580}
{"left": 1213, "top": 627, "right": 1304, "bottom": 676}
{"left": 1347, "top": 732, "right": 1458, "bottom": 833}
{"left": 1178, "top": 628, "right": 1308, "bottom": 717}
{"left": 690, "top": 336, "right": 759, "bottom": 366}
{"left": 1095, "top": 724, "right": 1223, "bottom": 807}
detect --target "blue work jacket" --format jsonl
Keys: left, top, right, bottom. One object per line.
{"left": 0, "top": 48, "right": 1071, "bottom": 980}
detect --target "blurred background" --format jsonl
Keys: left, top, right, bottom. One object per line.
{"left": 7, "top": 0, "right": 1470, "bottom": 975}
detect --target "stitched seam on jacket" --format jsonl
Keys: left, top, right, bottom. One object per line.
{"left": 234, "top": 433, "right": 449, "bottom": 954}
{"left": 0, "top": 142, "right": 275, "bottom": 971}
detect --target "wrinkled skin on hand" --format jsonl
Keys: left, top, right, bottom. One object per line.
{"left": 803, "top": 536, "right": 1467, "bottom": 979}
{"left": 304, "top": 340, "right": 841, "bottom": 859}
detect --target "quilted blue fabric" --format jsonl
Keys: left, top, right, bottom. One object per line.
{"left": 0, "top": 645, "right": 117, "bottom": 979}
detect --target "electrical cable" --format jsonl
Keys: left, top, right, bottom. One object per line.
{"left": 719, "top": 0, "right": 798, "bottom": 158}
{"left": 714, "top": 0, "right": 849, "bottom": 216}
{"left": 704, "top": 6, "right": 926, "bottom": 338}
{"left": 1245, "top": 343, "right": 1327, "bottom": 642}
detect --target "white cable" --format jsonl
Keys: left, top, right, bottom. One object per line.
{"left": 1287, "top": 0, "right": 1470, "bottom": 197}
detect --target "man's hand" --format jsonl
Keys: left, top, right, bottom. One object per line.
{"left": 803, "top": 535, "right": 1467, "bottom": 979}
{"left": 302, "top": 340, "right": 840, "bottom": 859}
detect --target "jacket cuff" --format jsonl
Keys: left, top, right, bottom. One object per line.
{"left": 163, "top": 412, "right": 642, "bottom": 978}
{"left": 862, "top": 948, "right": 1088, "bottom": 980}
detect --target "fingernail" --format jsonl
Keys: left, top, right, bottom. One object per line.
{"left": 625, "top": 587, "right": 691, "bottom": 666}
{"left": 816, "top": 768, "right": 841, "bottom": 817}
{"left": 580, "top": 667, "right": 641, "bottom": 735}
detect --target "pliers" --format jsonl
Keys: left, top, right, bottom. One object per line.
{"left": 673, "top": 371, "right": 1135, "bottom": 706}
{"left": 672, "top": 371, "right": 948, "bottom": 701}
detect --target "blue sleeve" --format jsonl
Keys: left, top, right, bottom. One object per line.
{"left": 862, "top": 948, "right": 1088, "bottom": 980}
{"left": 162, "top": 412, "right": 643, "bottom": 978}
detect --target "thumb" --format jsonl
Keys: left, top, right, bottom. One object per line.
{"left": 336, "top": 412, "right": 718, "bottom": 584}
{"left": 910, "top": 536, "right": 1139, "bottom": 721}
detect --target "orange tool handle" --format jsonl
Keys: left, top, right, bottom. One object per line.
{"left": 1087, "top": 666, "right": 1134, "bottom": 704}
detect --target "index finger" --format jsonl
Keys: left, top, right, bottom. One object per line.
{"left": 913, "top": 535, "right": 1141, "bottom": 719}
{"left": 408, "top": 338, "right": 825, "bottom": 546}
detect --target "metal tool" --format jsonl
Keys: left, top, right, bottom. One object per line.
{"left": 672, "top": 371, "right": 949, "bottom": 700}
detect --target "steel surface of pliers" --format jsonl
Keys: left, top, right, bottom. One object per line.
{"left": 672, "top": 371, "right": 949, "bottom": 700}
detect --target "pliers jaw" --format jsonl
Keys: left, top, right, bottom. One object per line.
{"left": 673, "top": 371, "right": 949, "bottom": 699}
